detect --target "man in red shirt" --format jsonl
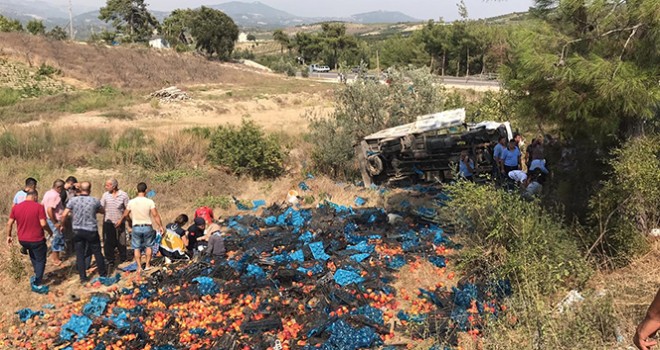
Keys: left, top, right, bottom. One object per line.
{"left": 6, "top": 189, "right": 53, "bottom": 286}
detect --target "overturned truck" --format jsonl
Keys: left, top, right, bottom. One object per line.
{"left": 356, "top": 108, "right": 512, "bottom": 186}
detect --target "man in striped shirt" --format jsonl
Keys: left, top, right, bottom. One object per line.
{"left": 100, "top": 178, "right": 129, "bottom": 269}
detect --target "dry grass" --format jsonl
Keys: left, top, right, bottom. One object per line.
{"left": 0, "top": 33, "right": 302, "bottom": 91}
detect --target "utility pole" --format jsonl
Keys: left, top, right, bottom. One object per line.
{"left": 68, "top": 0, "right": 74, "bottom": 40}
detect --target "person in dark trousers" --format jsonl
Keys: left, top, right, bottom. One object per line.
{"left": 61, "top": 181, "right": 107, "bottom": 283}
{"left": 501, "top": 139, "right": 521, "bottom": 174}
{"left": 635, "top": 288, "right": 660, "bottom": 349}
{"left": 6, "top": 189, "right": 53, "bottom": 287}
{"left": 100, "top": 178, "right": 129, "bottom": 269}
{"left": 60, "top": 176, "right": 78, "bottom": 258}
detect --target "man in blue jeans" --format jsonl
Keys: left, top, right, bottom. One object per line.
{"left": 61, "top": 182, "right": 107, "bottom": 283}
{"left": 119, "top": 182, "right": 165, "bottom": 274}
{"left": 6, "top": 189, "right": 53, "bottom": 287}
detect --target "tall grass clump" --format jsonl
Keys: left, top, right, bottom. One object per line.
{"left": 439, "top": 181, "right": 617, "bottom": 349}
{"left": 587, "top": 136, "right": 660, "bottom": 267}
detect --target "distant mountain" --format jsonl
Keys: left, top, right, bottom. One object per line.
{"left": 0, "top": 0, "right": 68, "bottom": 24}
{"left": 0, "top": 0, "right": 420, "bottom": 34}
{"left": 350, "top": 11, "right": 419, "bottom": 24}
{"left": 208, "top": 1, "right": 307, "bottom": 28}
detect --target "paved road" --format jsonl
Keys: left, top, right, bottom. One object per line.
{"left": 306, "top": 72, "right": 500, "bottom": 88}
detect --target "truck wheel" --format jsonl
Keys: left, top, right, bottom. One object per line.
{"left": 367, "top": 155, "right": 384, "bottom": 176}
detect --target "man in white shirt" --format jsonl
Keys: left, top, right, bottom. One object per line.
{"left": 119, "top": 182, "right": 164, "bottom": 274}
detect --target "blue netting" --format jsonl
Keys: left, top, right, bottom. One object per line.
{"left": 418, "top": 288, "right": 443, "bottom": 307}
{"left": 386, "top": 255, "right": 406, "bottom": 269}
{"left": 350, "top": 253, "right": 370, "bottom": 263}
{"left": 91, "top": 273, "right": 121, "bottom": 286}
{"left": 346, "top": 241, "right": 374, "bottom": 254}
{"left": 290, "top": 250, "right": 304, "bottom": 262}
{"left": 192, "top": 277, "right": 219, "bottom": 296}
{"left": 333, "top": 269, "right": 364, "bottom": 287}
{"left": 299, "top": 182, "right": 310, "bottom": 191}
{"left": 189, "top": 328, "right": 208, "bottom": 335}
{"left": 453, "top": 284, "right": 478, "bottom": 308}
{"left": 354, "top": 197, "right": 367, "bottom": 206}
{"left": 246, "top": 264, "right": 266, "bottom": 279}
{"left": 272, "top": 253, "right": 290, "bottom": 264}
{"left": 299, "top": 231, "right": 313, "bottom": 243}
{"left": 16, "top": 308, "right": 43, "bottom": 322}
{"left": 252, "top": 200, "right": 266, "bottom": 211}
{"left": 82, "top": 295, "right": 109, "bottom": 317}
{"left": 154, "top": 346, "right": 177, "bottom": 350}
{"left": 402, "top": 239, "right": 420, "bottom": 251}
{"left": 311, "top": 319, "right": 379, "bottom": 350}
{"left": 60, "top": 314, "right": 93, "bottom": 341}
{"left": 350, "top": 305, "right": 383, "bottom": 325}
{"left": 297, "top": 264, "right": 324, "bottom": 275}
{"left": 308, "top": 241, "right": 330, "bottom": 261}
{"left": 415, "top": 207, "right": 437, "bottom": 218}
{"left": 107, "top": 312, "right": 130, "bottom": 331}
{"left": 397, "top": 310, "right": 427, "bottom": 323}
{"left": 429, "top": 256, "right": 446, "bottom": 268}
{"left": 135, "top": 284, "right": 153, "bottom": 301}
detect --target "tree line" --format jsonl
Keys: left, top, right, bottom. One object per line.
{"left": 0, "top": 15, "right": 68, "bottom": 40}
{"left": 1, "top": 0, "right": 241, "bottom": 61}
{"left": 267, "top": 1, "right": 515, "bottom": 76}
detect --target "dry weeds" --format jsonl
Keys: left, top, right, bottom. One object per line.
{"left": 0, "top": 33, "right": 325, "bottom": 91}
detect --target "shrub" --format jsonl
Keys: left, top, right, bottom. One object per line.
{"left": 441, "top": 181, "right": 590, "bottom": 295}
{"left": 151, "top": 133, "right": 208, "bottom": 170}
{"left": 587, "top": 136, "right": 660, "bottom": 266}
{"left": 208, "top": 119, "right": 285, "bottom": 178}
{"left": 35, "top": 63, "right": 60, "bottom": 78}
{"left": 195, "top": 195, "right": 232, "bottom": 210}
{"left": 0, "top": 88, "right": 21, "bottom": 106}
{"left": 307, "top": 68, "right": 446, "bottom": 178}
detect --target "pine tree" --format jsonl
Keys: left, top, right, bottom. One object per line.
{"left": 502, "top": 0, "right": 660, "bottom": 142}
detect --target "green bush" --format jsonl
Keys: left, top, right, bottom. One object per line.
{"left": 0, "top": 88, "right": 21, "bottom": 107}
{"left": 587, "top": 136, "right": 660, "bottom": 265}
{"left": 35, "top": 64, "right": 61, "bottom": 78}
{"left": 307, "top": 68, "right": 446, "bottom": 178}
{"left": 441, "top": 181, "right": 590, "bottom": 294}
{"left": 208, "top": 119, "right": 285, "bottom": 178}
{"left": 195, "top": 195, "right": 232, "bottom": 210}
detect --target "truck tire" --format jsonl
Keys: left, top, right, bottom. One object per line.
{"left": 367, "top": 155, "right": 384, "bottom": 176}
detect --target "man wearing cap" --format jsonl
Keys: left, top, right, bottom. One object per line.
{"left": 119, "top": 182, "right": 164, "bottom": 274}
{"left": 6, "top": 189, "right": 53, "bottom": 287}
{"left": 187, "top": 217, "right": 206, "bottom": 256}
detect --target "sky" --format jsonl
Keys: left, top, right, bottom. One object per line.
{"left": 56, "top": 0, "right": 534, "bottom": 21}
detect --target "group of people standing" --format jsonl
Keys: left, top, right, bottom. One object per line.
{"left": 458, "top": 132, "right": 550, "bottom": 198}
{"left": 6, "top": 177, "right": 167, "bottom": 286}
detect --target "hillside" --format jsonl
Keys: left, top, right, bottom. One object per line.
{"left": 0, "top": 32, "right": 275, "bottom": 90}
{"left": 350, "top": 10, "right": 419, "bottom": 24}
